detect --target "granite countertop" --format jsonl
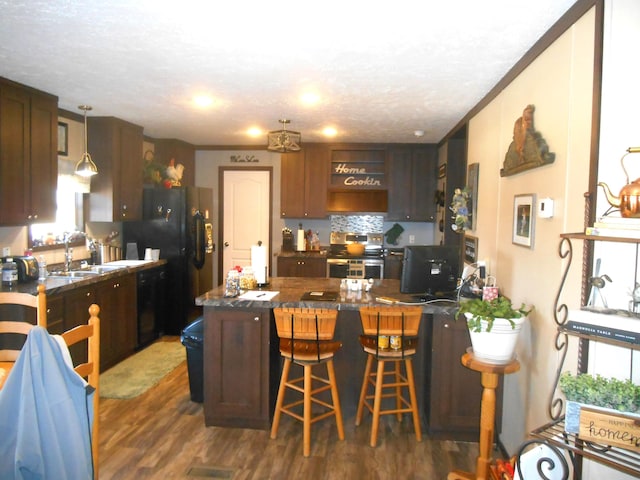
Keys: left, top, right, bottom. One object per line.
{"left": 277, "top": 250, "right": 328, "bottom": 257}
{"left": 196, "top": 277, "right": 459, "bottom": 314}
{"left": 0, "top": 259, "right": 167, "bottom": 296}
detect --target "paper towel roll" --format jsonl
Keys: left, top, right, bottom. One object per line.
{"left": 251, "top": 245, "right": 268, "bottom": 285}
{"left": 296, "top": 229, "right": 306, "bottom": 251}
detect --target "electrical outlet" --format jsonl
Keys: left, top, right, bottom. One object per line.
{"left": 409, "top": 235, "right": 415, "bottom": 244}
{"left": 2, "top": 247, "right": 9, "bottom": 257}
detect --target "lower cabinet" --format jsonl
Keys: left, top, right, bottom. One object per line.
{"left": 383, "top": 253, "right": 403, "bottom": 280}
{"left": 96, "top": 274, "right": 137, "bottom": 371}
{"left": 277, "top": 255, "right": 327, "bottom": 277}
{"left": 45, "top": 295, "right": 65, "bottom": 335}
{"left": 52, "top": 272, "right": 137, "bottom": 371}
{"left": 425, "top": 314, "right": 500, "bottom": 441}
{"left": 60, "top": 285, "right": 96, "bottom": 366}
{"left": 203, "top": 308, "right": 279, "bottom": 430}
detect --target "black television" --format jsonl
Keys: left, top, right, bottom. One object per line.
{"left": 400, "top": 245, "right": 460, "bottom": 300}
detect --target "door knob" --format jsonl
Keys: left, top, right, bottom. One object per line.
{"left": 224, "top": 242, "right": 229, "bottom": 247}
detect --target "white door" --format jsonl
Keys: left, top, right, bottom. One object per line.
{"left": 222, "top": 169, "right": 271, "bottom": 280}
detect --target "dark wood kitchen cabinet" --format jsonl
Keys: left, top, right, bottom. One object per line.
{"left": 277, "top": 255, "right": 327, "bottom": 277}
{"left": 0, "top": 78, "right": 58, "bottom": 225}
{"left": 95, "top": 273, "right": 137, "bottom": 370}
{"left": 53, "top": 272, "right": 137, "bottom": 371}
{"left": 87, "top": 116, "right": 144, "bottom": 221}
{"left": 59, "top": 285, "right": 96, "bottom": 366}
{"left": 280, "top": 144, "right": 329, "bottom": 218}
{"left": 386, "top": 146, "right": 438, "bottom": 222}
{"left": 425, "top": 314, "right": 496, "bottom": 441}
{"left": 203, "top": 308, "right": 279, "bottom": 429}
{"left": 45, "top": 295, "right": 65, "bottom": 335}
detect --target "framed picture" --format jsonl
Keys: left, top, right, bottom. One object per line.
{"left": 438, "top": 163, "right": 447, "bottom": 178}
{"left": 513, "top": 194, "right": 536, "bottom": 248}
{"left": 57, "top": 122, "right": 68, "bottom": 156}
{"left": 467, "top": 162, "right": 479, "bottom": 230}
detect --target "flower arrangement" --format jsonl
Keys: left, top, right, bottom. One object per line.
{"left": 450, "top": 187, "right": 471, "bottom": 233}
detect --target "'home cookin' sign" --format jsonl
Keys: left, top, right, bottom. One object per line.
{"left": 332, "top": 163, "right": 384, "bottom": 187}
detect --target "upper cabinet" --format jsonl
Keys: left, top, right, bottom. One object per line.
{"left": 88, "top": 117, "right": 144, "bottom": 222}
{"left": 280, "top": 144, "right": 329, "bottom": 218}
{"left": 279, "top": 143, "right": 443, "bottom": 218}
{"left": 386, "top": 145, "right": 438, "bottom": 221}
{"left": 153, "top": 138, "right": 195, "bottom": 187}
{"left": 0, "top": 78, "right": 58, "bottom": 225}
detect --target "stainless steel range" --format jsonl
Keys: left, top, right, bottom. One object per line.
{"left": 327, "top": 232, "right": 384, "bottom": 279}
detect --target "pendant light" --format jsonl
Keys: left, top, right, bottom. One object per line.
{"left": 74, "top": 105, "right": 98, "bottom": 177}
{"left": 267, "top": 119, "right": 301, "bottom": 152}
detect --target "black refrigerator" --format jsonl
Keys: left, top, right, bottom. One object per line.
{"left": 123, "top": 186, "right": 214, "bottom": 335}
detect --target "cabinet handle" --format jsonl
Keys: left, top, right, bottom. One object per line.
{"left": 253, "top": 316, "right": 260, "bottom": 322}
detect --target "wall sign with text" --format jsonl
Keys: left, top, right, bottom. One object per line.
{"left": 330, "top": 149, "right": 386, "bottom": 189}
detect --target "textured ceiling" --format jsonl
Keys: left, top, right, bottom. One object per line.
{"left": 0, "top": 1, "right": 579, "bottom": 146}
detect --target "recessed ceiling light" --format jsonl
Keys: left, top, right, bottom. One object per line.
{"left": 414, "top": 130, "right": 425, "bottom": 137}
{"left": 247, "top": 127, "right": 262, "bottom": 137}
{"left": 323, "top": 127, "right": 337, "bottom": 137}
{"left": 301, "top": 92, "right": 320, "bottom": 105}
{"left": 193, "top": 95, "right": 214, "bottom": 108}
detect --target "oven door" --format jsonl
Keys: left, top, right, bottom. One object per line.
{"left": 363, "top": 260, "right": 384, "bottom": 279}
{"left": 327, "top": 259, "right": 349, "bottom": 278}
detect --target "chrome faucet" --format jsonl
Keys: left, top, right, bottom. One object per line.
{"left": 64, "top": 233, "right": 73, "bottom": 272}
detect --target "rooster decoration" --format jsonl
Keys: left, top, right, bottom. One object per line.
{"left": 165, "top": 158, "right": 184, "bottom": 188}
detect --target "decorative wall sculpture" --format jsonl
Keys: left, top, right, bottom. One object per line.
{"left": 501, "top": 104, "right": 555, "bottom": 177}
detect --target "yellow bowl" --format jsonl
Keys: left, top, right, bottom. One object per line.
{"left": 347, "top": 243, "right": 365, "bottom": 256}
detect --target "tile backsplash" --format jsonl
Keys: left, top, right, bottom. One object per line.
{"left": 330, "top": 215, "right": 384, "bottom": 233}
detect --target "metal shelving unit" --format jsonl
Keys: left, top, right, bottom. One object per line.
{"left": 517, "top": 232, "right": 640, "bottom": 479}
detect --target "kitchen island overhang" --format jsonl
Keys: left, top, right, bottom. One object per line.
{"left": 195, "top": 278, "right": 482, "bottom": 439}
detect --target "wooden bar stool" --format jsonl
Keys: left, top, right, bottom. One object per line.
{"left": 356, "top": 305, "right": 423, "bottom": 447}
{"left": 270, "top": 307, "right": 344, "bottom": 457}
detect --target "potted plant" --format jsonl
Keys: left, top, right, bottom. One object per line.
{"left": 559, "top": 371, "right": 640, "bottom": 413}
{"left": 457, "top": 296, "right": 532, "bottom": 364}
{"left": 559, "top": 371, "right": 640, "bottom": 445}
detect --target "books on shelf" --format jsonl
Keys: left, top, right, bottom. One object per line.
{"left": 565, "top": 309, "right": 640, "bottom": 345}
{"left": 593, "top": 216, "right": 640, "bottom": 229}
{"left": 585, "top": 226, "right": 640, "bottom": 239}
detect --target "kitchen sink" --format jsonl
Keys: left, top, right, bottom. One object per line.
{"left": 48, "top": 270, "right": 102, "bottom": 278}
{"left": 83, "top": 265, "right": 125, "bottom": 274}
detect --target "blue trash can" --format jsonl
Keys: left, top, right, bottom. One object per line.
{"left": 180, "top": 317, "right": 204, "bottom": 402}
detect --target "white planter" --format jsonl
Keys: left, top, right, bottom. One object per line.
{"left": 465, "top": 313, "right": 526, "bottom": 364}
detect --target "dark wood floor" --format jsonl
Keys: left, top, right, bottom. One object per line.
{"left": 99, "top": 339, "right": 478, "bottom": 479}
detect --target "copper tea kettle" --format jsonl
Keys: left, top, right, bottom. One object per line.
{"left": 598, "top": 147, "right": 640, "bottom": 218}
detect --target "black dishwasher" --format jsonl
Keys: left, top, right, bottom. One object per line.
{"left": 137, "top": 266, "right": 167, "bottom": 349}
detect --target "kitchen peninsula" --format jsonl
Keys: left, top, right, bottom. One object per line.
{"left": 196, "top": 277, "right": 489, "bottom": 441}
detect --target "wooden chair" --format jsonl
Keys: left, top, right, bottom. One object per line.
{"left": 0, "top": 284, "right": 47, "bottom": 390}
{"left": 61, "top": 303, "right": 100, "bottom": 480}
{"left": 356, "top": 305, "right": 423, "bottom": 447}
{"left": 271, "top": 307, "right": 344, "bottom": 457}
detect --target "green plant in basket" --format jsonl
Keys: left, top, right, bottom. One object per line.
{"left": 559, "top": 371, "right": 640, "bottom": 413}
{"left": 456, "top": 296, "right": 532, "bottom": 333}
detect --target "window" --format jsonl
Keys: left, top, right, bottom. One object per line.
{"left": 30, "top": 175, "right": 84, "bottom": 248}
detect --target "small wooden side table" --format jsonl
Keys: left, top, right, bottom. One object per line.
{"left": 448, "top": 352, "right": 520, "bottom": 480}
